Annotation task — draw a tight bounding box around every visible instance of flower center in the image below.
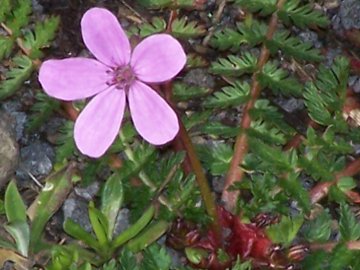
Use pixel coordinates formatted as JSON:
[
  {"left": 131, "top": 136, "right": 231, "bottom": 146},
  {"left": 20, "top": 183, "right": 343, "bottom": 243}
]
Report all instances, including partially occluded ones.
[{"left": 107, "top": 65, "right": 135, "bottom": 90}]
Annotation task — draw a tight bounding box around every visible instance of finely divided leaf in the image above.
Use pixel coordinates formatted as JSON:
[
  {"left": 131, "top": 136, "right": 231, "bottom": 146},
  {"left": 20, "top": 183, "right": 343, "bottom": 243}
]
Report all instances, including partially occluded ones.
[
  {"left": 258, "top": 61, "right": 302, "bottom": 96},
  {"left": 210, "top": 53, "right": 257, "bottom": 76},
  {"left": 203, "top": 81, "right": 250, "bottom": 109},
  {"left": 0, "top": 55, "right": 33, "bottom": 100},
  {"left": 279, "top": 0, "right": 329, "bottom": 28},
  {"left": 339, "top": 203, "right": 360, "bottom": 241},
  {"left": 267, "top": 30, "right": 323, "bottom": 62},
  {"left": 211, "top": 21, "right": 267, "bottom": 51},
  {"left": 236, "top": 0, "right": 277, "bottom": 16},
  {"left": 171, "top": 17, "right": 206, "bottom": 39}
]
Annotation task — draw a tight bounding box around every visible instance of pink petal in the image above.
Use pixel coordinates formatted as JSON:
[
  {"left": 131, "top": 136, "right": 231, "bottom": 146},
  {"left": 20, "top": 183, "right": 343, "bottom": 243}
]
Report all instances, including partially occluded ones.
[
  {"left": 39, "top": 58, "right": 110, "bottom": 101},
  {"left": 81, "top": 8, "right": 131, "bottom": 67},
  {"left": 130, "top": 34, "right": 186, "bottom": 83},
  {"left": 128, "top": 80, "right": 179, "bottom": 145},
  {"left": 74, "top": 87, "right": 126, "bottom": 158}
]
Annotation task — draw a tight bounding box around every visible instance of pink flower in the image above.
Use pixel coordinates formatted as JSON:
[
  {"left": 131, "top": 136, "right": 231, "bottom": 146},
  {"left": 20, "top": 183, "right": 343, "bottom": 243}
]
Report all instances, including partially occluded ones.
[{"left": 39, "top": 8, "right": 186, "bottom": 158}]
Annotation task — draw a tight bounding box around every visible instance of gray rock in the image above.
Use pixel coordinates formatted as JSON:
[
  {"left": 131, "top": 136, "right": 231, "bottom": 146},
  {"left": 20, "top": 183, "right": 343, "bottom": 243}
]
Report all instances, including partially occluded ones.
[
  {"left": 0, "top": 113, "right": 18, "bottom": 188},
  {"left": 349, "top": 76, "right": 360, "bottom": 93},
  {"left": 113, "top": 208, "right": 130, "bottom": 236},
  {"left": 63, "top": 197, "right": 92, "bottom": 232},
  {"left": 298, "top": 30, "right": 322, "bottom": 49},
  {"left": 1, "top": 101, "right": 27, "bottom": 142},
  {"left": 339, "top": 0, "right": 360, "bottom": 30},
  {"left": 74, "top": 181, "right": 100, "bottom": 201},
  {"left": 183, "top": 68, "right": 215, "bottom": 89},
  {"left": 274, "top": 97, "right": 304, "bottom": 113},
  {"left": 17, "top": 141, "right": 55, "bottom": 181}
]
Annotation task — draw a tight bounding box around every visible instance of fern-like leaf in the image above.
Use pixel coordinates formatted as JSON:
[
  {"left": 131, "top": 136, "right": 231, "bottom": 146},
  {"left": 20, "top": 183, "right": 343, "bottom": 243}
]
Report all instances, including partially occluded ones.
[
  {"left": 171, "top": 17, "right": 206, "bottom": 39},
  {"left": 28, "top": 92, "right": 61, "bottom": 131},
  {"left": 0, "top": 55, "right": 33, "bottom": 99},
  {"left": 203, "top": 81, "right": 250, "bottom": 109},
  {"left": 236, "top": 0, "right": 277, "bottom": 16},
  {"left": 267, "top": 30, "right": 323, "bottom": 62},
  {"left": 0, "top": 0, "right": 12, "bottom": 22},
  {"left": 173, "top": 82, "right": 211, "bottom": 101},
  {"left": 248, "top": 120, "right": 286, "bottom": 145},
  {"left": 200, "top": 122, "right": 238, "bottom": 138},
  {"left": 211, "top": 21, "right": 267, "bottom": 51},
  {"left": 56, "top": 121, "right": 76, "bottom": 162},
  {"left": 0, "top": 37, "right": 14, "bottom": 60},
  {"left": 258, "top": 61, "right": 302, "bottom": 96},
  {"left": 23, "top": 16, "right": 59, "bottom": 59},
  {"left": 210, "top": 52, "right": 257, "bottom": 76},
  {"left": 136, "top": 0, "right": 193, "bottom": 9},
  {"left": 134, "top": 17, "right": 166, "bottom": 37},
  {"left": 304, "top": 57, "right": 349, "bottom": 126},
  {"left": 279, "top": 0, "right": 329, "bottom": 29},
  {"left": 6, "top": 0, "right": 31, "bottom": 37}
]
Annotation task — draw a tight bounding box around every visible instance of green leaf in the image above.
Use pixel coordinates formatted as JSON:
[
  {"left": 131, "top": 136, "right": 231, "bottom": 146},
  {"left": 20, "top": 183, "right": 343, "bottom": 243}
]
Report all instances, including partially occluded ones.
[
  {"left": 89, "top": 202, "right": 109, "bottom": 249},
  {"left": 23, "top": 16, "right": 59, "bottom": 59},
  {"left": 329, "top": 244, "right": 356, "bottom": 270},
  {"left": 63, "top": 219, "right": 102, "bottom": 253},
  {"left": 248, "top": 120, "right": 286, "bottom": 145},
  {"left": 231, "top": 257, "right": 252, "bottom": 270},
  {"left": 279, "top": 0, "right": 329, "bottom": 28},
  {"left": 141, "top": 244, "right": 171, "bottom": 270},
  {"left": 210, "top": 52, "right": 257, "bottom": 76},
  {"left": 278, "top": 172, "right": 311, "bottom": 213},
  {"left": 171, "top": 17, "right": 206, "bottom": 38},
  {"left": 0, "top": 55, "right": 34, "bottom": 99},
  {"left": 0, "top": 37, "right": 14, "bottom": 60},
  {"left": 267, "top": 30, "right": 323, "bottom": 62},
  {"left": 4, "top": 221, "right": 29, "bottom": 257},
  {"left": 55, "top": 121, "right": 76, "bottom": 162},
  {"left": 236, "top": 0, "right": 277, "bottom": 15},
  {"left": 29, "top": 164, "right": 74, "bottom": 252},
  {"left": 197, "top": 143, "right": 233, "bottom": 175},
  {"left": 339, "top": 203, "right": 360, "bottom": 241},
  {"left": 136, "top": 0, "right": 193, "bottom": 9},
  {"left": 101, "top": 173, "right": 123, "bottom": 240},
  {"left": 27, "top": 92, "right": 61, "bottom": 131},
  {"left": 200, "top": 121, "right": 238, "bottom": 138},
  {"left": 5, "top": 181, "right": 26, "bottom": 223},
  {"left": 6, "top": 0, "right": 31, "bottom": 37},
  {"left": 258, "top": 61, "right": 302, "bottom": 96},
  {"left": 118, "top": 248, "right": 139, "bottom": 270},
  {"left": 266, "top": 215, "right": 304, "bottom": 246},
  {"left": 337, "top": 177, "right": 356, "bottom": 193},
  {"left": 135, "top": 17, "right": 166, "bottom": 37},
  {"left": 304, "top": 83, "right": 333, "bottom": 125},
  {"left": 302, "top": 210, "right": 332, "bottom": 242},
  {"left": 203, "top": 81, "right": 250, "bottom": 109},
  {"left": 0, "top": 0, "right": 12, "bottom": 22},
  {"left": 211, "top": 20, "right": 266, "bottom": 51},
  {"left": 172, "top": 82, "right": 211, "bottom": 101},
  {"left": 248, "top": 138, "right": 293, "bottom": 173},
  {"left": 304, "top": 57, "right": 350, "bottom": 126}
]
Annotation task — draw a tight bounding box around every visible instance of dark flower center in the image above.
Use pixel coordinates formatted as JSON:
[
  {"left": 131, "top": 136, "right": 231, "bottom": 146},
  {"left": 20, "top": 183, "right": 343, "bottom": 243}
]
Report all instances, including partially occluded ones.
[{"left": 107, "top": 65, "right": 135, "bottom": 90}]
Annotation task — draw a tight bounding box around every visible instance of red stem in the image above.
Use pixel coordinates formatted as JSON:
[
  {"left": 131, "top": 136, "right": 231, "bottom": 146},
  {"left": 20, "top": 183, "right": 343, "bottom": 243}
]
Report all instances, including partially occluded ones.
[{"left": 222, "top": 0, "right": 287, "bottom": 211}]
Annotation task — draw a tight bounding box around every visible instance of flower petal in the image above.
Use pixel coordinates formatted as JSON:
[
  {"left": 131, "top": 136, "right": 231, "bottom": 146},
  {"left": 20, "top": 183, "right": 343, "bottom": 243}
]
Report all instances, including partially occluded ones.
[
  {"left": 128, "top": 80, "right": 179, "bottom": 145},
  {"left": 39, "top": 58, "right": 111, "bottom": 101},
  {"left": 74, "top": 87, "right": 126, "bottom": 158},
  {"left": 130, "top": 34, "right": 186, "bottom": 83},
  {"left": 81, "top": 7, "right": 131, "bottom": 67}
]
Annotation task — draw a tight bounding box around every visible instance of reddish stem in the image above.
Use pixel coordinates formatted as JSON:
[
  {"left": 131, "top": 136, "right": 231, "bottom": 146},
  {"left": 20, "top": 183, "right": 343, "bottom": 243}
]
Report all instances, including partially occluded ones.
[
  {"left": 310, "top": 158, "right": 360, "bottom": 204},
  {"left": 222, "top": 0, "right": 287, "bottom": 211}
]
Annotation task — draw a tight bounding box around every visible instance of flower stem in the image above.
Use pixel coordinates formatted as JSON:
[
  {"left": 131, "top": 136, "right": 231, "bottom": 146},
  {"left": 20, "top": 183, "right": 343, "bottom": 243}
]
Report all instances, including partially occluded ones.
[
  {"left": 222, "top": 0, "right": 287, "bottom": 211},
  {"left": 165, "top": 11, "right": 222, "bottom": 244}
]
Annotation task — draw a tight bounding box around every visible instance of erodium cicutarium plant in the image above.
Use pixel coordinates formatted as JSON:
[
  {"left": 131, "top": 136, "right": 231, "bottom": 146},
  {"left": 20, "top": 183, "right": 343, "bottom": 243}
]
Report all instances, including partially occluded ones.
[{"left": 39, "top": 7, "right": 186, "bottom": 158}]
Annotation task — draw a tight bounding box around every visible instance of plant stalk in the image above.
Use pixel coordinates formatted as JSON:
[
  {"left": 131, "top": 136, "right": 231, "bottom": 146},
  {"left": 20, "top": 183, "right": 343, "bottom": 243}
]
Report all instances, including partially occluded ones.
[{"left": 222, "top": 0, "right": 287, "bottom": 211}]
